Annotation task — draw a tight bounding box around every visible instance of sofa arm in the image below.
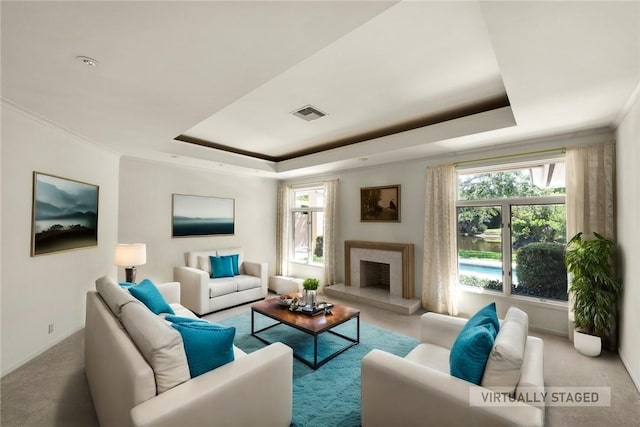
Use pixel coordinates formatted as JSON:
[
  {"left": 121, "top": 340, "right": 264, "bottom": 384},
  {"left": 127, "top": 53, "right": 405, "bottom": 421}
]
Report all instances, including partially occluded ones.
[
  {"left": 131, "top": 342, "right": 293, "bottom": 427},
  {"left": 361, "top": 350, "right": 544, "bottom": 427},
  {"left": 173, "top": 267, "right": 209, "bottom": 315},
  {"left": 155, "top": 282, "right": 181, "bottom": 305},
  {"left": 420, "top": 312, "right": 467, "bottom": 349},
  {"left": 243, "top": 261, "right": 268, "bottom": 293}
]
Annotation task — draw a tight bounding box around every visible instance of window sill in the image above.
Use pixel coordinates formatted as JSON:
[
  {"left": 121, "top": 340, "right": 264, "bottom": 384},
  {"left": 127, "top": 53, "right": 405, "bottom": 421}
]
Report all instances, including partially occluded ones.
[
  {"left": 458, "top": 285, "right": 568, "bottom": 311},
  {"left": 289, "top": 260, "right": 324, "bottom": 268}
]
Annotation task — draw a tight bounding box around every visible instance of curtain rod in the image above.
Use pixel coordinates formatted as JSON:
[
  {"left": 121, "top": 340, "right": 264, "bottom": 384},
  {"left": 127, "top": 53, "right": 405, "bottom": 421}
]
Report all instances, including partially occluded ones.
[{"left": 454, "top": 147, "right": 566, "bottom": 167}]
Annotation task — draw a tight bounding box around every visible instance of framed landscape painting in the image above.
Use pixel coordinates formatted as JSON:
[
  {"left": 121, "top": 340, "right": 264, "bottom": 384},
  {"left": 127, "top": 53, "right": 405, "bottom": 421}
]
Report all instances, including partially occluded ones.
[
  {"left": 31, "top": 172, "right": 99, "bottom": 256},
  {"left": 360, "top": 184, "right": 400, "bottom": 222},
  {"left": 172, "top": 194, "right": 235, "bottom": 237}
]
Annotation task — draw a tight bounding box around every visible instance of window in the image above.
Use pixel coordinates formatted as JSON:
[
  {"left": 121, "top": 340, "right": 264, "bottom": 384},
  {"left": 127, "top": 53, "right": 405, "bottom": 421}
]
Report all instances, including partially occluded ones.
[
  {"left": 456, "top": 160, "right": 568, "bottom": 302},
  {"left": 291, "top": 187, "right": 324, "bottom": 265}
]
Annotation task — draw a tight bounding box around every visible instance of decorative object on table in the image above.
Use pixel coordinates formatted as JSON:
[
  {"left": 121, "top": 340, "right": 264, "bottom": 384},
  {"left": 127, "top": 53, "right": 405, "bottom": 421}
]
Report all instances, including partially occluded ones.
[
  {"left": 565, "top": 232, "right": 621, "bottom": 356},
  {"left": 302, "top": 278, "right": 319, "bottom": 308},
  {"left": 31, "top": 171, "right": 99, "bottom": 256},
  {"left": 172, "top": 193, "right": 234, "bottom": 237},
  {"left": 360, "top": 184, "right": 400, "bottom": 222},
  {"left": 115, "top": 243, "right": 147, "bottom": 283},
  {"left": 278, "top": 294, "right": 294, "bottom": 307}
]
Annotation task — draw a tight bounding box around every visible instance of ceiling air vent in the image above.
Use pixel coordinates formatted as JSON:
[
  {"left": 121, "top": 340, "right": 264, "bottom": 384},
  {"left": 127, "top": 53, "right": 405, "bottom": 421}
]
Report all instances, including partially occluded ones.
[{"left": 292, "top": 105, "right": 326, "bottom": 121}]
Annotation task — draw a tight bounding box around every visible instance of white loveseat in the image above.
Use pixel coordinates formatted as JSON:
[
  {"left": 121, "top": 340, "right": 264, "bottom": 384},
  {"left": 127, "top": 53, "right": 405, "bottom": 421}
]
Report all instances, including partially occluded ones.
[
  {"left": 85, "top": 276, "right": 292, "bottom": 427},
  {"left": 361, "top": 310, "right": 545, "bottom": 427},
  {"left": 173, "top": 247, "right": 268, "bottom": 315}
]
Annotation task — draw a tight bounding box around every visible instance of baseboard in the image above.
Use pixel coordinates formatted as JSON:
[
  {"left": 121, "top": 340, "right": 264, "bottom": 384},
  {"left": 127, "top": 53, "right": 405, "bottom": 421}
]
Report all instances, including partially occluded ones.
[
  {"left": 619, "top": 349, "right": 640, "bottom": 394},
  {"left": 1, "top": 326, "right": 84, "bottom": 378}
]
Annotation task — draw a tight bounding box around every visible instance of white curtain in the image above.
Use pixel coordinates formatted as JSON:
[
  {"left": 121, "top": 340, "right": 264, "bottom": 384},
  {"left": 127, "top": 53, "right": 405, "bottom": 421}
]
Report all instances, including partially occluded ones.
[
  {"left": 566, "top": 142, "right": 616, "bottom": 240},
  {"left": 275, "top": 184, "right": 291, "bottom": 277},
  {"left": 322, "top": 180, "right": 339, "bottom": 291},
  {"left": 422, "top": 164, "right": 458, "bottom": 315},
  {"left": 565, "top": 142, "right": 616, "bottom": 339}
]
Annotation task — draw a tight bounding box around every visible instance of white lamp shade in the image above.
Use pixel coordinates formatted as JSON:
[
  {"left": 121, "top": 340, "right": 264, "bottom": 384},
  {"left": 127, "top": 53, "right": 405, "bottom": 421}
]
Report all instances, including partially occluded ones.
[{"left": 114, "top": 243, "right": 147, "bottom": 267}]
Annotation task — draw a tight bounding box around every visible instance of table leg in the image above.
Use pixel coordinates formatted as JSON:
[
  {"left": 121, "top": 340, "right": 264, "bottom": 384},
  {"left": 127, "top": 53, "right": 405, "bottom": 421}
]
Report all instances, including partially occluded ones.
[{"left": 314, "top": 335, "right": 318, "bottom": 369}]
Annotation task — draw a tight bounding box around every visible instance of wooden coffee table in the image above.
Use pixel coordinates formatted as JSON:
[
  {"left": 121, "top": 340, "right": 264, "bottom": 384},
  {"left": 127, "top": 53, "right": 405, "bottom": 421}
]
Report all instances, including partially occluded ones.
[{"left": 251, "top": 298, "right": 360, "bottom": 369}]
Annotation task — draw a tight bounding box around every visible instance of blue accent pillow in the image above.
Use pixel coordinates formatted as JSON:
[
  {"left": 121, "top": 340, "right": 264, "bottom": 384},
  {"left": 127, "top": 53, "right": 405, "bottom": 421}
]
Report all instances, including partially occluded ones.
[
  {"left": 165, "top": 315, "right": 208, "bottom": 325},
  {"left": 171, "top": 322, "right": 236, "bottom": 378},
  {"left": 119, "top": 282, "right": 135, "bottom": 290},
  {"left": 128, "top": 279, "right": 175, "bottom": 315},
  {"left": 460, "top": 302, "right": 500, "bottom": 336},
  {"left": 222, "top": 254, "right": 240, "bottom": 276},
  {"left": 210, "top": 256, "right": 235, "bottom": 279},
  {"left": 450, "top": 323, "right": 496, "bottom": 385}
]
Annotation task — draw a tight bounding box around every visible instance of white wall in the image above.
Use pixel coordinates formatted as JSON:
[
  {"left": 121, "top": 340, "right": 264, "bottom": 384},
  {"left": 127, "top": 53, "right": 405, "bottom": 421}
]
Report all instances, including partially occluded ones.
[
  {"left": 1, "top": 103, "right": 120, "bottom": 375},
  {"left": 616, "top": 91, "right": 640, "bottom": 392},
  {"left": 286, "top": 161, "right": 427, "bottom": 292},
  {"left": 118, "top": 158, "right": 277, "bottom": 283}
]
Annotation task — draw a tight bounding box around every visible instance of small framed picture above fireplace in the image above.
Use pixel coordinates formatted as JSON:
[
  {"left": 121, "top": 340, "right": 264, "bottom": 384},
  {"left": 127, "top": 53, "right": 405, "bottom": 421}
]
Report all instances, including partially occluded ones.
[{"left": 360, "top": 185, "right": 400, "bottom": 222}]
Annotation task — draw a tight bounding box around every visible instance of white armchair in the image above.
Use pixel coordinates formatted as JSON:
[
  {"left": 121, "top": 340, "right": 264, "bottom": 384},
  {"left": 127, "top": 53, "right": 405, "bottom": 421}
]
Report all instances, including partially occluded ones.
[{"left": 361, "top": 311, "right": 545, "bottom": 427}]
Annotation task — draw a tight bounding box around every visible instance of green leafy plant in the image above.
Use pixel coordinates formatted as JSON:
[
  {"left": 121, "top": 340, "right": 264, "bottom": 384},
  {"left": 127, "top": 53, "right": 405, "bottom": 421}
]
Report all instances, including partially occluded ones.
[
  {"left": 565, "top": 232, "right": 621, "bottom": 337},
  {"left": 515, "top": 242, "right": 567, "bottom": 301},
  {"left": 302, "top": 278, "right": 319, "bottom": 291}
]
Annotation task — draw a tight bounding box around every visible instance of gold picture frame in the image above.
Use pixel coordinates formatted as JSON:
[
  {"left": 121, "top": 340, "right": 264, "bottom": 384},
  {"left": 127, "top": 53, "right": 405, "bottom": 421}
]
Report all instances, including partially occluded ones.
[{"left": 360, "top": 185, "right": 400, "bottom": 222}]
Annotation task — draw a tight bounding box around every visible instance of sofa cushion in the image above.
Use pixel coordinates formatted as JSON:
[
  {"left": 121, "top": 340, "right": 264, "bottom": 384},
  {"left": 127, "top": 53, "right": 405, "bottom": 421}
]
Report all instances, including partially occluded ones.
[
  {"left": 481, "top": 306, "right": 529, "bottom": 394},
  {"left": 405, "top": 343, "right": 450, "bottom": 374},
  {"left": 129, "top": 279, "right": 175, "bottom": 315},
  {"left": 197, "top": 255, "right": 212, "bottom": 275},
  {"left": 236, "top": 275, "right": 261, "bottom": 291},
  {"left": 216, "top": 247, "right": 243, "bottom": 270},
  {"left": 95, "top": 276, "right": 138, "bottom": 317},
  {"left": 209, "top": 278, "right": 238, "bottom": 297},
  {"left": 210, "top": 256, "right": 235, "bottom": 278},
  {"left": 120, "top": 301, "right": 190, "bottom": 393},
  {"left": 171, "top": 322, "right": 236, "bottom": 378},
  {"left": 165, "top": 314, "right": 209, "bottom": 325},
  {"left": 186, "top": 250, "right": 218, "bottom": 269},
  {"left": 450, "top": 323, "right": 496, "bottom": 385},
  {"left": 169, "top": 304, "right": 199, "bottom": 319}
]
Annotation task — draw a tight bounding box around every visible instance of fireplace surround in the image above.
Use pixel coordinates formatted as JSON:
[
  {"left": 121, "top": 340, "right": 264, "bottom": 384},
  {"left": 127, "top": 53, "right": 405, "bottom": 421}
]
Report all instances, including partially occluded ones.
[{"left": 345, "top": 240, "right": 414, "bottom": 299}]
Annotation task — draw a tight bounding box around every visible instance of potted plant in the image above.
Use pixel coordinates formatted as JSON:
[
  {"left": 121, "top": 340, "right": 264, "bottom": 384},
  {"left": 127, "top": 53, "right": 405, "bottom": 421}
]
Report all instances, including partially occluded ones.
[
  {"left": 565, "top": 232, "right": 621, "bottom": 356},
  {"left": 302, "top": 278, "right": 319, "bottom": 308}
]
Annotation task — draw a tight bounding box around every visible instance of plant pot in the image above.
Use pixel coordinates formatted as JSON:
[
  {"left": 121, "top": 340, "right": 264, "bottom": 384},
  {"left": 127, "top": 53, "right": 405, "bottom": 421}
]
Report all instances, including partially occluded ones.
[
  {"left": 303, "top": 289, "right": 317, "bottom": 308},
  {"left": 574, "top": 330, "right": 601, "bottom": 357}
]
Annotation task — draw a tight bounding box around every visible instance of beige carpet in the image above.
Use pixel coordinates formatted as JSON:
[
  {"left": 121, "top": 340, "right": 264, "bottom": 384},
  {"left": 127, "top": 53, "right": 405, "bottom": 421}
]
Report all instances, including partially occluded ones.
[{"left": 2, "top": 294, "right": 639, "bottom": 426}]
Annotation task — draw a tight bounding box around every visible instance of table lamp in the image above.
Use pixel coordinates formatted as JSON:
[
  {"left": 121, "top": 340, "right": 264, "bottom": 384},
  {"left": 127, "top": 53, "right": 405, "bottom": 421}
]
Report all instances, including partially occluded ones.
[{"left": 115, "top": 243, "right": 147, "bottom": 283}]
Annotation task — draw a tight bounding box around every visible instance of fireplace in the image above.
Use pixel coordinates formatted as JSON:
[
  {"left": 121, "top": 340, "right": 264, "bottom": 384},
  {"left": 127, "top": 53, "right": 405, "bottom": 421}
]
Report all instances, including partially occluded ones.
[
  {"left": 360, "top": 260, "right": 391, "bottom": 290},
  {"left": 345, "top": 240, "right": 414, "bottom": 299}
]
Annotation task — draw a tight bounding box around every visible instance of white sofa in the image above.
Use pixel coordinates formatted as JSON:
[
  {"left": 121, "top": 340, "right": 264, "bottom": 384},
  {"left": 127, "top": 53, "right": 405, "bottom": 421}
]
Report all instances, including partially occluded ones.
[
  {"left": 173, "top": 247, "right": 268, "bottom": 315},
  {"left": 85, "top": 276, "right": 292, "bottom": 427},
  {"left": 361, "top": 311, "right": 545, "bottom": 427}
]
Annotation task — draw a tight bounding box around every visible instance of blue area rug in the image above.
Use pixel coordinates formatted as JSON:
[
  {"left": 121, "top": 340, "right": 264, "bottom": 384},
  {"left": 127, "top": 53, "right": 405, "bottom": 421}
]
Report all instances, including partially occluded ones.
[{"left": 217, "top": 312, "right": 418, "bottom": 427}]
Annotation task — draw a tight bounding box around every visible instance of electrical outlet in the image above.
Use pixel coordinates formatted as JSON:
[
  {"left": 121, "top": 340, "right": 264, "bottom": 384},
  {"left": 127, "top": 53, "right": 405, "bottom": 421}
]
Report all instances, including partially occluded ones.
[{"left": 48, "top": 323, "right": 54, "bottom": 334}]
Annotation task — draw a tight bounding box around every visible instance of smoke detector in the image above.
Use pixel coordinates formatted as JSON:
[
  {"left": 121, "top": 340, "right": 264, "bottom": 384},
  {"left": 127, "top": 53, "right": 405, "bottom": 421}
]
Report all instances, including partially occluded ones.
[{"left": 292, "top": 105, "right": 326, "bottom": 121}]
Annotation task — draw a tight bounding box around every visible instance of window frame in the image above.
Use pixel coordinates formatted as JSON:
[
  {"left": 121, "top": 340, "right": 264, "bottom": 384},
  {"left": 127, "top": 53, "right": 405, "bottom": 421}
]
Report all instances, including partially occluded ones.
[
  {"left": 290, "top": 186, "right": 324, "bottom": 267},
  {"left": 456, "top": 162, "right": 568, "bottom": 306}
]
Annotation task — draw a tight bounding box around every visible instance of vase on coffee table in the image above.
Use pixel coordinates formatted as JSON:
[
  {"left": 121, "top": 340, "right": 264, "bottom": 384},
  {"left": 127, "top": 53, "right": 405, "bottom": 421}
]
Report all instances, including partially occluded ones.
[{"left": 302, "top": 278, "right": 319, "bottom": 308}]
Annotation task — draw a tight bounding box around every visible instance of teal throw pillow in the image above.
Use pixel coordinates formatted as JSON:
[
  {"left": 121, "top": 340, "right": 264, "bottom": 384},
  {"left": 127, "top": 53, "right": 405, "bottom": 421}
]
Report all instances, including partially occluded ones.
[
  {"left": 165, "top": 315, "right": 208, "bottom": 325},
  {"left": 210, "top": 256, "right": 235, "bottom": 279},
  {"left": 119, "top": 282, "right": 135, "bottom": 290},
  {"left": 128, "top": 279, "right": 175, "bottom": 315},
  {"left": 222, "top": 254, "right": 240, "bottom": 275},
  {"left": 171, "top": 322, "right": 236, "bottom": 378},
  {"left": 450, "top": 323, "right": 496, "bottom": 385},
  {"left": 460, "top": 302, "right": 500, "bottom": 336}
]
